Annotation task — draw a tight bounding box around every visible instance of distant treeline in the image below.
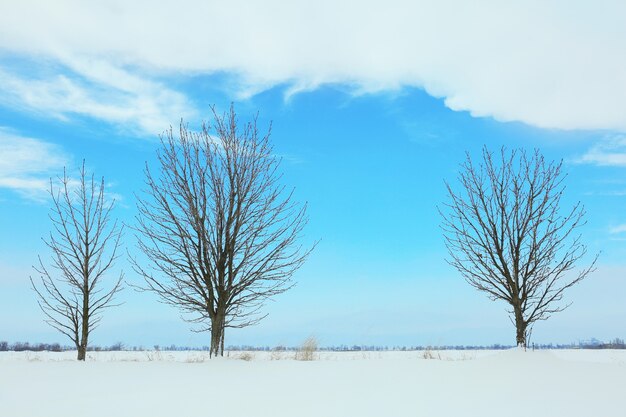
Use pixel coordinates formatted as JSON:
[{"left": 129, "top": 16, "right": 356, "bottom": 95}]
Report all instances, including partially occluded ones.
[
  {"left": 0, "top": 341, "right": 125, "bottom": 352},
  {"left": 226, "top": 340, "right": 626, "bottom": 351},
  {"left": 2, "top": 339, "right": 625, "bottom": 352}
]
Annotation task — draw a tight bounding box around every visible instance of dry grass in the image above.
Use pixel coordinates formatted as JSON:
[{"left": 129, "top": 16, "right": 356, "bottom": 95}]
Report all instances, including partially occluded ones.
[
  {"left": 144, "top": 350, "right": 163, "bottom": 361},
  {"left": 295, "top": 336, "right": 318, "bottom": 361},
  {"left": 237, "top": 352, "right": 255, "bottom": 361},
  {"left": 271, "top": 346, "right": 287, "bottom": 360},
  {"left": 185, "top": 353, "right": 210, "bottom": 363},
  {"left": 421, "top": 347, "right": 442, "bottom": 360}
]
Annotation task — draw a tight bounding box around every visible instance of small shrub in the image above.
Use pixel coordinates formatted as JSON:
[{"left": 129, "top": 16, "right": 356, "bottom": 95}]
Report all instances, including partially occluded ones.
[
  {"left": 238, "top": 352, "right": 254, "bottom": 361},
  {"left": 422, "top": 346, "right": 441, "bottom": 360},
  {"left": 145, "top": 350, "right": 162, "bottom": 361},
  {"left": 295, "top": 336, "right": 318, "bottom": 361},
  {"left": 185, "top": 353, "right": 209, "bottom": 363},
  {"left": 270, "top": 346, "right": 286, "bottom": 360}
]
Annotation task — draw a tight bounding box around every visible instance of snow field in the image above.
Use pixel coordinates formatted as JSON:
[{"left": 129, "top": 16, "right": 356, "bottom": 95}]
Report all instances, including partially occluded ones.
[{"left": 1, "top": 349, "right": 624, "bottom": 417}]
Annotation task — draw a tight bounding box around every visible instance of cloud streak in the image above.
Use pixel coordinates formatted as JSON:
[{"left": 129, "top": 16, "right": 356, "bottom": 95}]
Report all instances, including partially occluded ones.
[
  {"left": 577, "top": 136, "right": 626, "bottom": 167},
  {"left": 609, "top": 224, "right": 626, "bottom": 234},
  {"left": 0, "top": 59, "right": 196, "bottom": 136},
  {"left": 1, "top": 0, "right": 625, "bottom": 131},
  {"left": 0, "top": 129, "right": 70, "bottom": 201}
]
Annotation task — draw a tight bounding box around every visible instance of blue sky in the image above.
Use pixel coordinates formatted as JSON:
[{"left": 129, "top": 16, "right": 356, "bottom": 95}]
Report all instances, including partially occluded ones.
[{"left": 1, "top": 1, "right": 626, "bottom": 348}]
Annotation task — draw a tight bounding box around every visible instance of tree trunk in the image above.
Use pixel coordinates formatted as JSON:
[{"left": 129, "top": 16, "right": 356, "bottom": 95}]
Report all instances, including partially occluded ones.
[
  {"left": 77, "top": 344, "right": 86, "bottom": 360},
  {"left": 209, "top": 314, "right": 224, "bottom": 358},
  {"left": 220, "top": 323, "right": 225, "bottom": 357},
  {"left": 75, "top": 335, "right": 84, "bottom": 360},
  {"left": 78, "top": 293, "right": 89, "bottom": 361},
  {"left": 514, "top": 307, "right": 527, "bottom": 348}
]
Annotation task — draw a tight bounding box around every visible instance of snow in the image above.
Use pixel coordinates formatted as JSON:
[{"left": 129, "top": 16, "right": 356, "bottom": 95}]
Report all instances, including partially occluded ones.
[{"left": 1, "top": 349, "right": 624, "bottom": 416}]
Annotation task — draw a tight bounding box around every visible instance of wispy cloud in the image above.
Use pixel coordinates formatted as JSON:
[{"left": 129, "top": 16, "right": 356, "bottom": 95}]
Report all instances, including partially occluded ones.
[
  {"left": 1, "top": 1, "right": 626, "bottom": 131},
  {"left": 577, "top": 136, "right": 626, "bottom": 167},
  {"left": 0, "top": 133, "right": 125, "bottom": 204},
  {"left": 609, "top": 224, "right": 626, "bottom": 234},
  {"left": 0, "top": 59, "right": 196, "bottom": 136},
  {"left": 0, "top": 129, "right": 70, "bottom": 201}
]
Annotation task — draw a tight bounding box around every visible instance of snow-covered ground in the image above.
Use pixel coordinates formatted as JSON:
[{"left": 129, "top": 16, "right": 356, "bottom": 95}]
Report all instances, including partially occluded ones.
[{"left": 1, "top": 349, "right": 624, "bottom": 416}]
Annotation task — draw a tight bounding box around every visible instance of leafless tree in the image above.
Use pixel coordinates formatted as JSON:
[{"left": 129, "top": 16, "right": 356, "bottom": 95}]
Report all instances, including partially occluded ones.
[
  {"left": 132, "top": 105, "right": 312, "bottom": 357},
  {"left": 31, "top": 162, "right": 123, "bottom": 360},
  {"left": 440, "top": 147, "right": 596, "bottom": 347}
]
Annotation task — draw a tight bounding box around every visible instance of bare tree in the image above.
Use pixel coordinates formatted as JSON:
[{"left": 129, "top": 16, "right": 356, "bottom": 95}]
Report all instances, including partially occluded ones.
[
  {"left": 31, "top": 162, "right": 123, "bottom": 360},
  {"left": 132, "top": 105, "right": 312, "bottom": 357},
  {"left": 440, "top": 147, "right": 596, "bottom": 347}
]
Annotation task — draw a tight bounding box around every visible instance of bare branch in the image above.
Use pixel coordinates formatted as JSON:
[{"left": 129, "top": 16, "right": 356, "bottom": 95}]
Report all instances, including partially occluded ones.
[
  {"left": 31, "top": 161, "right": 124, "bottom": 360},
  {"left": 131, "top": 105, "right": 314, "bottom": 357},
  {"left": 440, "top": 146, "right": 596, "bottom": 347}
]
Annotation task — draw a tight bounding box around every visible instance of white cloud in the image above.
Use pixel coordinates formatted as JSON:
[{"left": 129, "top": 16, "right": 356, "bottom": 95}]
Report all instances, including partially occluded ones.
[
  {"left": 1, "top": 0, "right": 625, "bottom": 131},
  {"left": 0, "top": 132, "right": 125, "bottom": 204},
  {"left": 577, "top": 136, "right": 626, "bottom": 167},
  {"left": 0, "top": 60, "right": 196, "bottom": 135},
  {"left": 0, "top": 129, "right": 69, "bottom": 201},
  {"left": 609, "top": 224, "right": 626, "bottom": 234}
]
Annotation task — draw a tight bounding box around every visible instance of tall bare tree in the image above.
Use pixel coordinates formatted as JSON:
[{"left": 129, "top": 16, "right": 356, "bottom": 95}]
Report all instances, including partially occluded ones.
[
  {"left": 133, "top": 105, "right": 312, "bottom": 357},
  {"left": 31, "top": 162, "right": 123, "bottom": 360},
  {"left": 440, "top": 147, "right": 596, "bottom": 347}
]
